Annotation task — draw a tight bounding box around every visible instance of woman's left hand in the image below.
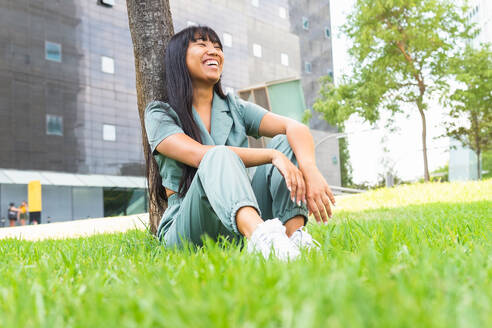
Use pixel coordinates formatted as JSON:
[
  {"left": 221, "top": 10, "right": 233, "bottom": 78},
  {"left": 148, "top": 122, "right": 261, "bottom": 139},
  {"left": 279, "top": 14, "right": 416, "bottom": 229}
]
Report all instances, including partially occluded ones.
[{"left": 301, "top": 165, "right": 336, "bottom": 224}]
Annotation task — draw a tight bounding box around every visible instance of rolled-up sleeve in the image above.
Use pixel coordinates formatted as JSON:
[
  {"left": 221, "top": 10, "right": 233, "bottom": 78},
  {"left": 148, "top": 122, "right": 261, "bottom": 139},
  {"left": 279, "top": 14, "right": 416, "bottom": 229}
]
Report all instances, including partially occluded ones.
[
  {"left": 144, "top": 101, "right": 184, "bottom": 154},
  {"left": 235, "top": 97, "right": 268, "bottom": 139}
]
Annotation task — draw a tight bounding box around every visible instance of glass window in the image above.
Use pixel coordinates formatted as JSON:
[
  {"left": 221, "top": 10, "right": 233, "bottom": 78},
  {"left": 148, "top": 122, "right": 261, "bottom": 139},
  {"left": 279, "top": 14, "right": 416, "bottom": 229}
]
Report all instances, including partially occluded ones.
[
  {"left": 325, "top": 27, "right": 331, "bottom": 38},
  {"left": 327, "top": 69, "right": 334, "bottom": 79},
  {"left": 253, "top": 43, "right": 262, "bottom": 58},
  {"left": 45, "top": 41, "right": 62, "bottom": 62},
  {"left": 251, "top": 0, "right": 259, "bottom": 7},
  {"left": 279, "top": 7, "right": 287, "bottom": 19},
  {"left": 46, "top": 115, "right": 63, "bottom": 136},
  {"left": 223, "top": 33, "right": 232, "bottom": 47},
  {"left": 302, "top": 17, "right": 309, "bottom": 30},
  {"left": 187, "top": 21, "right": 197, "bottom": 27},
  {"left": 281, "top": 53, "right": 289, "bottom": 66},
  {"left": 101, "top": 56, "right": 114, "bottom": 74},
  {"left": 103, "top": 124, "right": 116, "bottom": 141},
  {"left": 305, "top": 61, "right": 312, "bottom": 73}
]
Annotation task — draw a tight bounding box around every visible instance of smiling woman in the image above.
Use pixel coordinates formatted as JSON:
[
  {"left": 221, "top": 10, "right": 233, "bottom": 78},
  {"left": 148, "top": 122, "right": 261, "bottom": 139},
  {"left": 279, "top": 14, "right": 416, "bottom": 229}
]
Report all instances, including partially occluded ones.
[{"left": 143, "top": 25, "right": 336, "bottom": 260}]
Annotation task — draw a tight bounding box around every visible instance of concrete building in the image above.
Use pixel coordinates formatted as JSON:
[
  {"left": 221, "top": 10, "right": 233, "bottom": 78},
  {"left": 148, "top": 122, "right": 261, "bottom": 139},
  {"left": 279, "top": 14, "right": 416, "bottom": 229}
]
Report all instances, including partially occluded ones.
[
  {"left": 468, "top": 0, "right": 492, "bottom": 46},
  {"left": 288, "top": 0, "right": 335, "bottom": 132},
  {"left": 0, "top": 0, "right": 339, "bottom": 223},
  {"left": 448, "top": 0, "right": 491, "bottom": 181}
]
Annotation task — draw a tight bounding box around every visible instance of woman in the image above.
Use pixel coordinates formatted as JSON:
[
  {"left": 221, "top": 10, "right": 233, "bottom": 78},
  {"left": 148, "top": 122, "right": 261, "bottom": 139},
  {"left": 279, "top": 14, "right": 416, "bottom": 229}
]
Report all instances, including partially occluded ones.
[
  {"left": 144, "top": 26, "right": 335, "bottom": 260},
  {"left": 18, "top": 201, "right": 28, "bottom": 226},
  {"left": 7, "top": 203, "right": 19, "bottom": 227}
]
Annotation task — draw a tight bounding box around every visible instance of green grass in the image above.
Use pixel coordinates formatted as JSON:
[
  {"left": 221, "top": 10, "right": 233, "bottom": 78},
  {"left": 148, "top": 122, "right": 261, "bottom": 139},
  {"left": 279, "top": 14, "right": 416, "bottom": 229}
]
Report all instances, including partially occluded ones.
[{"left": 1, "top": 180, "right": 491, "bottom": 328}]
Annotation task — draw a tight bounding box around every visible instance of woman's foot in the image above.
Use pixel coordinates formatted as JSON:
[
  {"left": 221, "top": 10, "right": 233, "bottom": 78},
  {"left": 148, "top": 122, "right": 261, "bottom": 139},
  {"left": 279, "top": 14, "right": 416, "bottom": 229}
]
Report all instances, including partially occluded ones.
[
  {"left": 289, "top": 226, "right": 320, "bottom": 251},
  {"left": 247, "top": 218, "right": 300, "bottom": 261}
]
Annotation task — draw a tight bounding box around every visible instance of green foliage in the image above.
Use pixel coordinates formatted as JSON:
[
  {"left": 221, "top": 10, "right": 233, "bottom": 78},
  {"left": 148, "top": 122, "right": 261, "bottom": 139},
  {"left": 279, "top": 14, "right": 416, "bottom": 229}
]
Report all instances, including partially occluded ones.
[
  {"left": 482, "top": 150, "right": 492, "bottom": 179},
  {"left": 313, "top": 0, "right": 475, "bottom": 180},
  {"left": 444, "top": 43, "right": 492, "bottom": 178},
  {"left": 0, "top": 181, "right": 491, "bottom": 327},
  {"left": 339, "top": 134, "right": 354, "bottom": 187}
]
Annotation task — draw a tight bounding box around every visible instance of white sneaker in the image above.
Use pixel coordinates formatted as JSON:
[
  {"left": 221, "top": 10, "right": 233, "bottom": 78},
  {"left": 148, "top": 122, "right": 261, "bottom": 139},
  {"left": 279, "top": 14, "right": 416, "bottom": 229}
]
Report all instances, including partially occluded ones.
[
  {"left": 247, "top": 218, "right": 300, "bottom": 261},
  {"left": 289, "top": 226, "right": 321, "bottom": 251}
]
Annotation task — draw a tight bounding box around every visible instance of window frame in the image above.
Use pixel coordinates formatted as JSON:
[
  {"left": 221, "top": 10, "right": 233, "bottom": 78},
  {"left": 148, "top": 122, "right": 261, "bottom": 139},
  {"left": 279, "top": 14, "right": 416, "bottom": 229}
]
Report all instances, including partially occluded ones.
[
  {"left": 46, "top": 114, "right": 63, "bottom": 136},
  {"left": 45, "top": 41, "right": 62, "bottom": 63},
  {"left": 253, "top": 43, "right": 262, "bottom": 58}
]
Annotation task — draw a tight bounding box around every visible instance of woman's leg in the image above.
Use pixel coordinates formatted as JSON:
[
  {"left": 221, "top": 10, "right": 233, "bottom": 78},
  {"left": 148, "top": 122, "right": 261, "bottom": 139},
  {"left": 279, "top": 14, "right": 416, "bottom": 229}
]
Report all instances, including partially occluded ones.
[
  {"left": 251, "top": 135, "right": 308, "bottom": 237},
  {"left": 163, "top": 146, "right": 262, "bottom": 248}
]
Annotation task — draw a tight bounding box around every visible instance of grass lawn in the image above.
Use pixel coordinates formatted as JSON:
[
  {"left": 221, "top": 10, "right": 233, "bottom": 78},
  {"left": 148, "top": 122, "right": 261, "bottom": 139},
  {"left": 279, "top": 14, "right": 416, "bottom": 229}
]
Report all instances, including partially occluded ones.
[{"left": 1, "top": 180, "right": 491, "bottom": 328}]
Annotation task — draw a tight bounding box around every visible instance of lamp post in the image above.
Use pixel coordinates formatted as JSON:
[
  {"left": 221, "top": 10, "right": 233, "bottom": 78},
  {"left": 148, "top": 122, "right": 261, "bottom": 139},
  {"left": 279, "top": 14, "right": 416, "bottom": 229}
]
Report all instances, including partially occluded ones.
[{"left": 314, "top": 132, "right": 347, "bottom": 149}]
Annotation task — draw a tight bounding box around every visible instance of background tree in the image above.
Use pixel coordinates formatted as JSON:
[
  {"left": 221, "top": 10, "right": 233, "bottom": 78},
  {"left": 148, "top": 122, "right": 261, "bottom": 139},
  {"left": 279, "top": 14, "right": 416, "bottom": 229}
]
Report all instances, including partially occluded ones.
[
  {"left": 444, "top": 44, "right": 492, "bottom": 179},
  {"left": 313, "top": 0, "right": 473, "bottom": 181},
  {"left": 126, "top": 0, "right": 174, "bottom": 235}
]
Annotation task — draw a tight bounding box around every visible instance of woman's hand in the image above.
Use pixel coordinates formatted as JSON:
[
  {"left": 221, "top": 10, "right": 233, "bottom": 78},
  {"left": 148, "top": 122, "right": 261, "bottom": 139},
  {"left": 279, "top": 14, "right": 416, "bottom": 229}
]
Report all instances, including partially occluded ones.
[
  {"left": 271, "top": 150, "right": 306, "bottom": 205},
  {"left": 301, "top": 164, "right": 336, "bottom": 223}
]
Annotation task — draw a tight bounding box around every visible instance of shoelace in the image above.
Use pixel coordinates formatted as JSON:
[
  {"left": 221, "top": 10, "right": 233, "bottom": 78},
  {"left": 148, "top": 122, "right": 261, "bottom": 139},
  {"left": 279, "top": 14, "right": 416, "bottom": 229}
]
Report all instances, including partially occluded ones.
[{"left": 291, "top": 227, "right": 321, "bottom": 248}]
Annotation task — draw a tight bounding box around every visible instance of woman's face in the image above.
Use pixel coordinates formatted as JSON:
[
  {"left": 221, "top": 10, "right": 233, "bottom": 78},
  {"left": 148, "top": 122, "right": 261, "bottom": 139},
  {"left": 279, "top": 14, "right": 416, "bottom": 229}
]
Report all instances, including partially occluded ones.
[{"left": 186, "top": 36, "right": 224, "bottom": 86}]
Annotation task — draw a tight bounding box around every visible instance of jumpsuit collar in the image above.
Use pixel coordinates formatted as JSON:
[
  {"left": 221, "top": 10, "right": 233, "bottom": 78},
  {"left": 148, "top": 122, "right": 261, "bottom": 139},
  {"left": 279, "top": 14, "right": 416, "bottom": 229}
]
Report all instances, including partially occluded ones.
[{"left": 192, "top": 91, "right": 233, "bottom": 146}]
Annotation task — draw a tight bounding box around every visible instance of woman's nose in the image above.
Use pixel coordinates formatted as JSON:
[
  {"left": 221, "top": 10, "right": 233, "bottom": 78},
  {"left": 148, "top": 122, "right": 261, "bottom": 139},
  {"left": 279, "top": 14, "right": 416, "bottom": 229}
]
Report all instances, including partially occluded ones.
[{"left": 206, "top": 45, "right": 219, "bottom": 55}]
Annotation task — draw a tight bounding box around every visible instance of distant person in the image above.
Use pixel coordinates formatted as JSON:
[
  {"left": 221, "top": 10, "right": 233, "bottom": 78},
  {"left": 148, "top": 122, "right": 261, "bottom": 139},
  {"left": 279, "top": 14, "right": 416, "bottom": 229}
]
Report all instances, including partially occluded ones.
[
  {"left": 144, "top": 26, "right": 335, "bottom": 260},
  {"left": 29, "top": 210, "right": 41, "bottom": 225},
  {"left": 7, "top": 203, "right": 20, "bottom": 227},
  {"left": 18, "top": 201, "right": 28, "bottom": 226}
]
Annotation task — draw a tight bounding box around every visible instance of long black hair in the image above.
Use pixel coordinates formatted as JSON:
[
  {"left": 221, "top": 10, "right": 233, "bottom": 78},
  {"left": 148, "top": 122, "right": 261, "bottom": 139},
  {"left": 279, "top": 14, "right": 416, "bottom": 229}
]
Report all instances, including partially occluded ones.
[{"left": 146, "top": 25, "right": 227, "bottom": 212}]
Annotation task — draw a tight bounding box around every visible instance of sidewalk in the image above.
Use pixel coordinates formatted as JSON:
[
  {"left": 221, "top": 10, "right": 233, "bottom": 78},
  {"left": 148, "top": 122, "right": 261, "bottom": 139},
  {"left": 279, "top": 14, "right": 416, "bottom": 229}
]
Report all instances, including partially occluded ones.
[{"left": 0, "top": 214, "right": 148, "bottom": 241}]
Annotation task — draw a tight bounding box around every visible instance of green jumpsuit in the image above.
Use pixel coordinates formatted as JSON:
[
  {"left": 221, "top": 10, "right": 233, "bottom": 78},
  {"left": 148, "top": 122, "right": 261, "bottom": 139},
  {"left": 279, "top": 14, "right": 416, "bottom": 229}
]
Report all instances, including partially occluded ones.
[{"left": 145, "top": 92, "right": 308, "bottom": 247}]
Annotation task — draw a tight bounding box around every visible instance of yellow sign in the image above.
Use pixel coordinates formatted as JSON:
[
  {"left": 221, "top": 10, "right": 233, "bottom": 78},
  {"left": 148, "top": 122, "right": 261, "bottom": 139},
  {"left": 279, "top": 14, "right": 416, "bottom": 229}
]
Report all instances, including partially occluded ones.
[{"left": 28, "top": 180, "right": 42, "bottom": 212}]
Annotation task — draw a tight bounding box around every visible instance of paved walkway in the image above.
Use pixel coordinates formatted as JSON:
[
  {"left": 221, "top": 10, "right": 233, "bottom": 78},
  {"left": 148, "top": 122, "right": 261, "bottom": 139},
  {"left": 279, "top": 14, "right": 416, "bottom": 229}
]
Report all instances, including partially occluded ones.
[{"left": 0, "top": 214, "right": 148, "bottom": 241}]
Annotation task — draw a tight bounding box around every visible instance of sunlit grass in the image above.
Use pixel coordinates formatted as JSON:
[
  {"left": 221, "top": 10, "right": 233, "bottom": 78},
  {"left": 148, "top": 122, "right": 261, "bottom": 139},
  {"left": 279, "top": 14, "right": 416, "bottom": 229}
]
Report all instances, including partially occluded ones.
[{"left": 0, "top": 180, "right": 490, "bottom": 327}]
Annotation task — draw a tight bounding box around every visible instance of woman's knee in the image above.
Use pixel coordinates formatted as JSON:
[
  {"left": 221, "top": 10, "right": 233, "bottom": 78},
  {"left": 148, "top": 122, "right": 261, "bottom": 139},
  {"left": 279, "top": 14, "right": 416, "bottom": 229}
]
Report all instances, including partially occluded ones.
[
  {"left": 200, "top": 146, "right": 238, "bottom": 165},
  {"left": 198, "top": 146, "right": 244, "bottom": 174}
]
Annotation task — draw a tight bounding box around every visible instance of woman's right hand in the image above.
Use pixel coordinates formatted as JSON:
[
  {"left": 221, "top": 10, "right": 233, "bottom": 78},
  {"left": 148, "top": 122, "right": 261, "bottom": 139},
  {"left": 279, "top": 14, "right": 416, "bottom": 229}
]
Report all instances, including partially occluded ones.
[{"left": 271, "top": 150, "right": 306, "bottom": 206}]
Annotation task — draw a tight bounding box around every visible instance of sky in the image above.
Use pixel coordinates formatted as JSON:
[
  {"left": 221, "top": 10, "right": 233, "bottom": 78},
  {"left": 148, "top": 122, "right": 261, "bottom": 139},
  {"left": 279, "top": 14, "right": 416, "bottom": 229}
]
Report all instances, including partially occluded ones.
[{"left": 329, "top": 0, "right": 450, "bottom": 184}]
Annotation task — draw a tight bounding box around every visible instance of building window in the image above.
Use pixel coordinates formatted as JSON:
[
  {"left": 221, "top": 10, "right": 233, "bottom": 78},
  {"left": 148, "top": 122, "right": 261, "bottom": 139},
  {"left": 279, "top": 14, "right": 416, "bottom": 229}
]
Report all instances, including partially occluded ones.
[
  {"left": 279, "top": 7, "right": 287, "bottom": 19},
  {"left": 45, "top": 41, "right": 62, "bottom": 62},
  {"left": 224, "top": 87, "right": 234, "bottom": 95},
  {"left": 99, "top": 0, "right": 115, "bottom": 7},
  {"left": 253, "top": 43, "right": 262, "bottom": 58},
  {"left": 327, "top": 69, "right": 334, "bottom": 79},
  {"left": 223, "top": 33, "right": 232, "bottom": 47},
  {"left": 251, "top": 0, "right": 259, "bottom": 7},
  {"left": 281, "top": 53, "right": 289, "bottom": 66},
  {"left": 187, "top": 21, "right": 197, "bottom": 27},
  {"left": 101, "top": 56, "right": 114, "bottom": 74},
  {"left": 46, "top": 115, "right": 63, "bottom": 136},
  {"left": 325, "top": 27, "right": 331, "bottom": 38},
  {"left": 103, "top": 124, "right": 116, "bottom": 141},
  {"left": 305, "top": 61, "right": 312, "bottom": 73},
  {"left": 302, "top": 17, "right": 309, "bottom": 30}
]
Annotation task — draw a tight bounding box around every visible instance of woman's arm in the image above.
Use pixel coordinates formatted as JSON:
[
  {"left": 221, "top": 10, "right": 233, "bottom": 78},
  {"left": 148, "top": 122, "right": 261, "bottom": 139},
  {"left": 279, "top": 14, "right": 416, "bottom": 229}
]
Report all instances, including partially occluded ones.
[
  {"left": 154, "top": 133, "right": 276, "bottom": 168},
  {"left": 258, "top": 112, "right": 336, "bottom": 223}
]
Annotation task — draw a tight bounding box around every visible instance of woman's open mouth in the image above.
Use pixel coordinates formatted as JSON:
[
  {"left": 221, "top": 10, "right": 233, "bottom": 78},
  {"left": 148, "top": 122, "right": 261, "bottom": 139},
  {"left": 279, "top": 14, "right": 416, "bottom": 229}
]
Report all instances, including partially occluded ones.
[{"left": 203, "top": 59, "right": 219, "bottom": 69}]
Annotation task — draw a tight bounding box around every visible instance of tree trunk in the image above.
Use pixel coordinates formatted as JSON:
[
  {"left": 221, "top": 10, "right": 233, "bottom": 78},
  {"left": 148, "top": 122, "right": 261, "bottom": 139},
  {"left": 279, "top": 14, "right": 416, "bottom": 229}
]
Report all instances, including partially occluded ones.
[
  {"left": 477, "top": 150, "right": 481, "bottom": 180},
  {"left": 417, "top": 104, "right": 430, "bottom": 181},
  {"left": 126, "top": 0, "right": 174, "bottom": 234}
]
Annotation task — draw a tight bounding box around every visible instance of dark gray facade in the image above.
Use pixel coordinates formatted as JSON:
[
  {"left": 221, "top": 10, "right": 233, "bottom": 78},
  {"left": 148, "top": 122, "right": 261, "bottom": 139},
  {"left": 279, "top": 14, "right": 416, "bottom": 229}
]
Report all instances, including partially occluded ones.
[
  {"left": 0, "top": 0, "right": 340, "bottom": 188},
  {"left": 289, "top": 0, "right": 336, "bottom": 132},
  {"left": 0, "top": 0, "right": 142, "bottom": 176}
]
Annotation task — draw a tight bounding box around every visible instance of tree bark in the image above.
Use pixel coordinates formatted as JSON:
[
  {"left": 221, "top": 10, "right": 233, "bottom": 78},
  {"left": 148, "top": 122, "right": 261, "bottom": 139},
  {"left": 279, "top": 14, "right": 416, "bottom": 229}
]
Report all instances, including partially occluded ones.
[
  {"left": 126, "top": 0, "right": 174, "bottom": 234},
  {"left": 417, "top": 104, "right": 430, "bottom": 182},
  {"left": 477, "top": 150, "right": 481, "bottom": 180}
]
